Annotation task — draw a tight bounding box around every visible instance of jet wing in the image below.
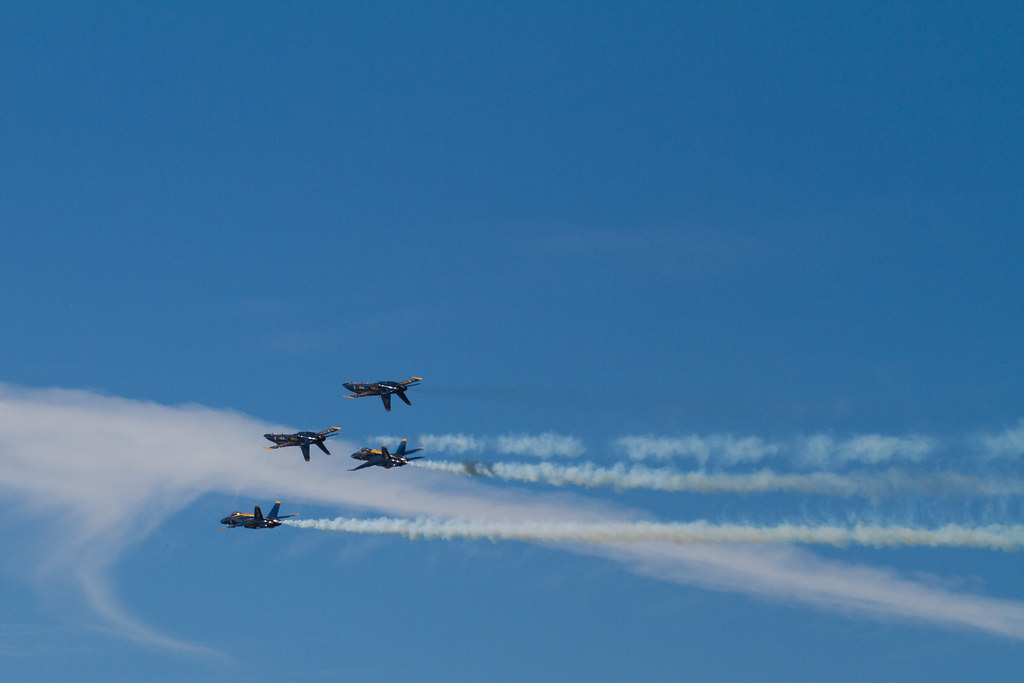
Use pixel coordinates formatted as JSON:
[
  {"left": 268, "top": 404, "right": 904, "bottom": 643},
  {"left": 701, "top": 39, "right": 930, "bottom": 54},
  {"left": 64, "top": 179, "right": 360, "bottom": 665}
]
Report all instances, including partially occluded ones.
[{"left": 349, "top": 461, "right": 377, "bottom": 471}]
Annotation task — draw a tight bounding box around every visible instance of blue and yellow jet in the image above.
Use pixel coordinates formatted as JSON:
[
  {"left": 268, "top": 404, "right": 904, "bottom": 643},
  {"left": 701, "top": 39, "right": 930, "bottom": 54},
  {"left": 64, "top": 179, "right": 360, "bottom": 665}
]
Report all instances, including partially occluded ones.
[
  {"left": 263, "top": 426, "right": 342, "bottom": 462},
  {"left": 343, "top": 377, "right": 422, "bottom": 411},
  {"left": 220, "top": 501, "right": 296, "bottom": 529},
  {"left": 349, "top": 439, "right": 425, "bottom": 471}
]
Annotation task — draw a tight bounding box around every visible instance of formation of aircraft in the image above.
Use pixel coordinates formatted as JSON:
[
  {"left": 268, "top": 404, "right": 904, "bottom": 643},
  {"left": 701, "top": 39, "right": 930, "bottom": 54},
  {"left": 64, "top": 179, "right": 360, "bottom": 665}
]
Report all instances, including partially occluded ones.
[
  {"left": 343, "top": 377, "right": 422, "bottom": 411},
  {"left": 349, "top": 439, "right": 425, "bottom": 471},
  {"left": 263, "top": 426, "right": 342, "bottom": 462},
  {"left": 220, "top": 501, "right": 297, "bottom": 529},
  {"left": 226, "top": 375, "right": 427, "bottom": 527}
]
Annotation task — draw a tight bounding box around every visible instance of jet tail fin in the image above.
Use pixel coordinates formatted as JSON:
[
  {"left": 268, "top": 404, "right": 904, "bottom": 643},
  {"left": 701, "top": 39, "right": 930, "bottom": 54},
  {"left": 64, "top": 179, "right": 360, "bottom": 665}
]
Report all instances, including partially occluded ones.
[
  {"left": 267, "top": 502, "right": 281, "bottom": 519},
  {"left": 254, "top": 505, "right": 264, "bottom": 521},
  {"left": 396, "top": 390, "right": 412, "bottom": 406},
  {"left": 394, "top": 440, "right": 423, "bottom": 457}
]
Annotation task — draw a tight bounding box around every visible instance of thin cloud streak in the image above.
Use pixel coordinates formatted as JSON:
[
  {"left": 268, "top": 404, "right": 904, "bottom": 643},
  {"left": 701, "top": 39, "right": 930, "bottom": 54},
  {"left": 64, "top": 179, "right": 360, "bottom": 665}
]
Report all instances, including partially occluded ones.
[
  {"left": 415, "top": 460, "right": 1024, "bottom": 498},
  {"left": 600, "top": 543, "right": 1024, "bottom": 640},
  {"left": 3, "top": 384, "right": 1024, "bottom": 646}
]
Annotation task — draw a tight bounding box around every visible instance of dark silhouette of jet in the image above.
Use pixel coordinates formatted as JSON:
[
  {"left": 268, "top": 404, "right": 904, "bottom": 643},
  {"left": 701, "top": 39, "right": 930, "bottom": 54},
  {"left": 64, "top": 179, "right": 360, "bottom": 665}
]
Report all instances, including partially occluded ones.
[
  {"left": 264, "top": 426, "right": 342, "bottom": 462},
  {"left": 220, "top": 501, "right": 297, "bottom": 529},
  {"left": 343, "top": 377, "right": 422, "bottom": 411},
  {"left": 350, "top": 439, "right": 425, "bottom": 470}
]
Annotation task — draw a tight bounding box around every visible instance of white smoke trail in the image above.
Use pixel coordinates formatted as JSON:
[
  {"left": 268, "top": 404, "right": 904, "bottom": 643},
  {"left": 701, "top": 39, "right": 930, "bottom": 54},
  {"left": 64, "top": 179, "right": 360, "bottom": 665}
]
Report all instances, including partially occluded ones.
[
  {"left": 5, "top": 384, "right": 1024, "bottom": 644},
  {"left": 494, "top": 432, "right": 584, "bottom": 458},
  {"left": 798, "top": 433, "right": 935, "bottom": 467},
  {"left": 415, "top": 433, "right": 485, "bottom": 454},
  {"left": 414, "top": 460, "right": 1024, "bottom": 498},
  {"left": 371, "top": 432, "right": 584, "bottom": 458},
  {"left": 617, "top": 432, "right": 936, "bottom": 467},
  {"left": 286, "top": 516, "right": 1024, "bottom": 551},
  {"left": 979, "top": 419, "right": 1024, "bottom": 460},
  {"left": 617, "top": 434, "right": 779, "bottom": 465}
]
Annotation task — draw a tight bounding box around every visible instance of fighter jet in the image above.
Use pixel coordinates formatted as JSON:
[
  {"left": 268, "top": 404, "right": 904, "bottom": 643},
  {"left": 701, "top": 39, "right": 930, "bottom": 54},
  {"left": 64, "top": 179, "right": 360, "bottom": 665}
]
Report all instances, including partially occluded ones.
[
  {"left": 343, "top": 377, "right": 422, "bottom": 411},
  {"left": 264, "top": 426, "right": 342, "bottom": 462},
  {"left": 220, "top": 501, "right": 296, "bottom": 529},
  {"left": 349, "top": 439, "right": 425, "bottom": 471}
]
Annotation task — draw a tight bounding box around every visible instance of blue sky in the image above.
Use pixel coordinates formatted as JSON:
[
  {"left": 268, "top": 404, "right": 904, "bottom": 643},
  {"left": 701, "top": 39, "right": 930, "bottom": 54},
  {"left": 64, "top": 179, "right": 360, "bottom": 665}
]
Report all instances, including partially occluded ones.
[{"left": 2, "top": 2, "right": 1023, "bottom": 681}]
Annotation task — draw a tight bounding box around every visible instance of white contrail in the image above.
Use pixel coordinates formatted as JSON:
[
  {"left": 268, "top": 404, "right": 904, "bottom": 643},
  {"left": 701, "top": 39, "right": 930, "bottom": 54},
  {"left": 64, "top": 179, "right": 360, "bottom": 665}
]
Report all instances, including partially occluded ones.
[
  {"left": 414, "top": 460, "right": 1024, "bottom": 498},
  {"left": 286, "top": 516, "right": 1024, "bottom": 551}
]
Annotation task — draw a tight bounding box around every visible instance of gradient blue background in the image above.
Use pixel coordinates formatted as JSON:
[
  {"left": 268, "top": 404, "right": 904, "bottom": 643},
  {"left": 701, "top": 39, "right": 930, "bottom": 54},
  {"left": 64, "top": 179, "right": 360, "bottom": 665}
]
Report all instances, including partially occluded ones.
[{"left": 2, "top": 3, "right": 1023, "bottom": 681}]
